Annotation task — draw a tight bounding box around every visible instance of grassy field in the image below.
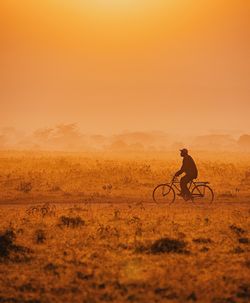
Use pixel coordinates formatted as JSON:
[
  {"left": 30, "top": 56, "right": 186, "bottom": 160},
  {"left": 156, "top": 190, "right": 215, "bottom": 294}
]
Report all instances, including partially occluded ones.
[
  {"left": 0, "top": 150, "right": 250, "bottom": 203},
  {"left": 0, "top": 151, "right": 250, "bottom": 302}
]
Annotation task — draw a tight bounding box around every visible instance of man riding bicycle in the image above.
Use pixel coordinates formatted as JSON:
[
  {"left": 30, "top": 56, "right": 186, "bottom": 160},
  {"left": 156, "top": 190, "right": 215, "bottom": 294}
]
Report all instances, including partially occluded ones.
[{"left": 175, "top": 148, "right": 198, "bottom": 200}]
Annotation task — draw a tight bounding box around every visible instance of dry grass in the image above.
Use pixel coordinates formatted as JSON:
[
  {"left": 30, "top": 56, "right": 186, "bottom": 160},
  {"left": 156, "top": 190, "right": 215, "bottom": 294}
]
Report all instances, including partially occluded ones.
[
  {"left": 0, "top": 151, "right": 249, "bottom": 302},
  {"left": 0, "top": 150, "right": 250, "bottom": 203}
]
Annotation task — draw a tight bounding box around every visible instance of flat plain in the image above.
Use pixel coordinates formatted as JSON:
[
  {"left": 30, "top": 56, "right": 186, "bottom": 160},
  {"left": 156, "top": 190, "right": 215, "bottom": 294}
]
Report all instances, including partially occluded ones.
[{"left": 0, "top": 151, "right": 249, "bottom": 303}]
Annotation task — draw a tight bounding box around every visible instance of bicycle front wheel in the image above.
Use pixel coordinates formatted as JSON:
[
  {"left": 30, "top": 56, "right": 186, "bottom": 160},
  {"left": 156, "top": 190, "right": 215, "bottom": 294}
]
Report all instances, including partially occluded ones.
[
  {"left": 153, "top": 184, "right": 175, "bottom": 204},
  {"left": 191, "top": 185, "right": 214, "bottom": 203}
]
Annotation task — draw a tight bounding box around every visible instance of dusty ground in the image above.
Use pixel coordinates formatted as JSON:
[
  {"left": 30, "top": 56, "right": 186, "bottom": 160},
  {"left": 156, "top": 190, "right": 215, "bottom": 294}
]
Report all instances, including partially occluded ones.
[
  {"left": 0, "top": 151, "right": 249, "bottom": 302},
  {"left": 0, "top": 202, "right": 249, "bottom": 303}
]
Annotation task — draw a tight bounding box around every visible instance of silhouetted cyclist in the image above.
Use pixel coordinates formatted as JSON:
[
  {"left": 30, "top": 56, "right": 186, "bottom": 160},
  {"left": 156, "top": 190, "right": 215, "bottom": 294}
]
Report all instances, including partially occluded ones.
[{"left": 175, "top": 148, "right": 198, "bottom": 200}]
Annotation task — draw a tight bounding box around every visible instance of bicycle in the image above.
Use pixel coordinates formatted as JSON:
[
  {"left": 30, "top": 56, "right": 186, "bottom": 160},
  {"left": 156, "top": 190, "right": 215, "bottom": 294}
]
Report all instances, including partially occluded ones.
[{"left": 153, "top": 177, "right": 214, "bottom": 204}]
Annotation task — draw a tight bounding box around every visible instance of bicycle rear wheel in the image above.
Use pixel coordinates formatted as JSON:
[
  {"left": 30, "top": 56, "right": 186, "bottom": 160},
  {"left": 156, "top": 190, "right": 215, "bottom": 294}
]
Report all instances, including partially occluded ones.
[
  {"left": 153, "top": 184, "right": 175, "bottom": 204},
  {"left": 191, "top": 185, "right": 214, "bottom": 203}
]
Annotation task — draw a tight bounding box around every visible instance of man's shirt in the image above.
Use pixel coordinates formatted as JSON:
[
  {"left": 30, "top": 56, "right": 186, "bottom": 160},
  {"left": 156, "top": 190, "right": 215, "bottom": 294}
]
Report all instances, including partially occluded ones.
[{"left": 178, "top": 155, "right": 198, "bottom": 178}]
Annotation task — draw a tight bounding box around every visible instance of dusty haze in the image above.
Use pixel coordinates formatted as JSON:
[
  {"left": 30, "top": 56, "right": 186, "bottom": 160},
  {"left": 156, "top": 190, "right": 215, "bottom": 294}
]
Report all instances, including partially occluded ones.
[
  {"left": 1, "top": 124, "right": 250, "bottom": 151},
  {"left": 1, "top": 0, "right": 250, "bottom": 135}
]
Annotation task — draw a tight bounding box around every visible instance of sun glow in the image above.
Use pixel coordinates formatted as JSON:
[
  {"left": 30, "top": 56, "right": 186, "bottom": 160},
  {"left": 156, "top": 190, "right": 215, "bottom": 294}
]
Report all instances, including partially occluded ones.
[
  {"left": 1, "top": 0, "right": 249, "bottom": 134},
  {"left": 69, "top": 0, "right": 176, "bottom": 16},
  {"left": 79, "top": 0, "right": 160, "bottom": 11}
]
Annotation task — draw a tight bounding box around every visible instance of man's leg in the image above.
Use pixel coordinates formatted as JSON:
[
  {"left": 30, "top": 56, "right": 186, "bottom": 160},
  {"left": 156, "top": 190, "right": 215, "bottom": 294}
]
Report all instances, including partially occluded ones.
[{"left": 180, "top": 175, "right": 192, "bottom": 198}]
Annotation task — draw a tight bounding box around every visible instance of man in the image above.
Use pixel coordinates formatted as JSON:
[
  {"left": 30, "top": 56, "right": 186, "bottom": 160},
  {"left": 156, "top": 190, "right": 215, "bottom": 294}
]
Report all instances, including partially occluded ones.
[{"left": 175, "top": 148, "right": 198, "bottom": 200}]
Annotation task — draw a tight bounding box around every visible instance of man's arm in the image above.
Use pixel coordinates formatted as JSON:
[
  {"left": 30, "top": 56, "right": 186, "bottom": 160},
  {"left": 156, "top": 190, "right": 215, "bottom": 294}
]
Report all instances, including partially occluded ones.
[
  {"left": 175, "top": 167, "right": 184, "bottom": 177},
  {"left": 175, "top": 159, "right": 186, "bottom": 177}
]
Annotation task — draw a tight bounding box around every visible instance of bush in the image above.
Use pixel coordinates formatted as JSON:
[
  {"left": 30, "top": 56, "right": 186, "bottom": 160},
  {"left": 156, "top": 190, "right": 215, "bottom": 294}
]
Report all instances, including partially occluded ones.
[
  {"left": 136, "top": 237, "right": 188, "bottom": 254},
  {"left": 59, "top": 216, "right": 85, "bottom": 228},
  {"left": 0, "top": 229, "right": 16, "bottom": 257},
  {"left": 35, "top": 229, "right": 46, "bottom": 244},
  {"left": 17, "top": 181, "right": 32, "bottom": 193},
  {"left": 0, "top": 229, "right": 32, "bottom": 262},
  {"left": 150, "top": 237, "right": 188, "bottom": 254}
]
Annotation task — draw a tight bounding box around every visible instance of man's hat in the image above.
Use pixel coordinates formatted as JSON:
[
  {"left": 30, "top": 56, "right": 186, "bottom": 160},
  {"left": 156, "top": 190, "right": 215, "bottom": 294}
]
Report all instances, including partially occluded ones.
[{"left": 180, "top": 148, "right": 188, "bottom": 154}]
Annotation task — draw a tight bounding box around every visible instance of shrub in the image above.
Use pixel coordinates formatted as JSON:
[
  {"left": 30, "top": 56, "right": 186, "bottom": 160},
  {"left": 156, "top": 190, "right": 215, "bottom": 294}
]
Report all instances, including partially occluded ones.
[
  {"left": 35, "top": 229, "right": 46, "bottom": 244},
  {"left": 150, "top": 237, "right": 188, "bottom": 254},
  {"left": 0, "top": 229, "right": 16, "bottom": 257},
  {"left": 0, "top": 229, "right": 32, "bottom": 262},
  {"left": 136, "top": 237, "right": 188, "bottom": 254},
  {"left": 230, "top": 225, "right": 246, "bottom": 236},
  {"left": 193, "top": 238, "right": 212, "bottom": 244},
  {"left": 59, "top": 216, "right": 85, "bottom": 228},
  {"left": 17, "top": 181, "right": 32, "bottom": 193}
]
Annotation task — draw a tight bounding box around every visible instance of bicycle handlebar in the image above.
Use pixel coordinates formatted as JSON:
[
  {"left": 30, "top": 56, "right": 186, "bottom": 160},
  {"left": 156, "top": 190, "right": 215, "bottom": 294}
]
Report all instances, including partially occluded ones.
[{"left": 171, "top": 176, "right": 178, "bottom": 182}]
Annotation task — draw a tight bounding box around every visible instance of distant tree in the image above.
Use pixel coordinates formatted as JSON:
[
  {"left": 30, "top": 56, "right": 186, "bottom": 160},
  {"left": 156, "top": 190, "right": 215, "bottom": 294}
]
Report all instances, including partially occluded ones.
[
  {"left": 33, "top": 128, "right": 54, "bottom": 142},
  {"left": 33, "top": 123, "right": 85, "bottom": 151},
  {"left": 55, "top": 123, "right": 80, "bottom": 137},
  {"left": 238, "top": 134, "right": 250, "bottom": 150},
  {"left": 129, "top": 142, "right": 144, "bottom": 151},
  {"left": 109, "top": 140, "right": 128, "bottom": 151},
  {"left": 192, "top": 134, "right": 236, "bottom": 150}
]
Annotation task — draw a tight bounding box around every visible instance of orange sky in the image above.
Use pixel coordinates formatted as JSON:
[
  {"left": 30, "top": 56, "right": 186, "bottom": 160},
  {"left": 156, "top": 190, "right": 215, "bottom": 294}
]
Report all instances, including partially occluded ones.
[{"left": 0, "top": 0, "right": 249, "bottom": 135}]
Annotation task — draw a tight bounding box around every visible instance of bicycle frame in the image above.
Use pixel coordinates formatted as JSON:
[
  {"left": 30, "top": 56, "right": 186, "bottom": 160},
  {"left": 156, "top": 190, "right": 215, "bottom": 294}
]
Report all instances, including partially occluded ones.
[
  {"left": 153, "top": 178, "right": 214, "bottom": 203},
  {"left": 167, "top": 179, "right": 206, "bottom": 198},
  {"left": 167, "top": 179, "right": 193, "bottom": 192}
]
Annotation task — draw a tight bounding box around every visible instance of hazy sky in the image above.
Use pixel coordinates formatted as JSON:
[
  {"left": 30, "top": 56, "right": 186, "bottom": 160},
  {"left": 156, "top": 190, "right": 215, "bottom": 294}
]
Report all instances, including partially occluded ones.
[{"left": 1, "top": 0, "right": 249, "bottom": 135}]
